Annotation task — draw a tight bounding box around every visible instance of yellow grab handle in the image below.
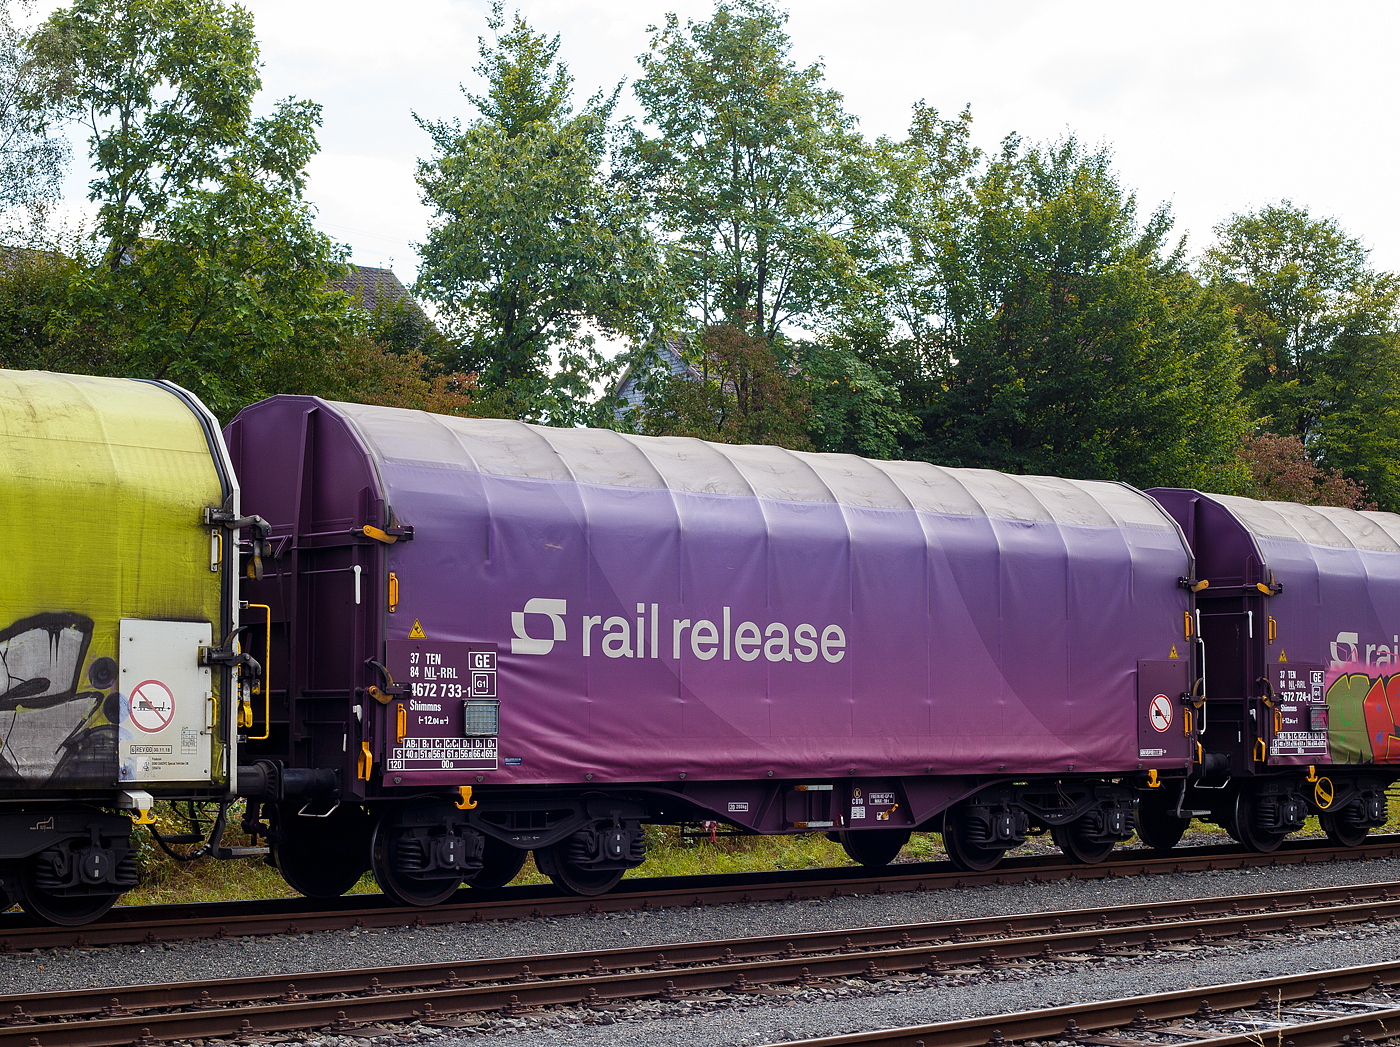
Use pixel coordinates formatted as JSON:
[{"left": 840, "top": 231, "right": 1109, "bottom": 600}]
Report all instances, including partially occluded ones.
[
  {"left": 246, "top": 604, "right": 273, "bottom": 741},
  {"left": 358, "top": 742, "right": 373, "bottom": 781},
  {"left": 396, "top": 703, "right": 407, "bottom": 743}
]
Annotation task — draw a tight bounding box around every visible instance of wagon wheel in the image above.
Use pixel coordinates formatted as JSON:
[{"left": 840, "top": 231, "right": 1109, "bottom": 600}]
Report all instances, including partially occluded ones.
[
  {"left": 1226, "top": 790, "right": 1287, "bottom": 853},
  {"left": 18, "top": 861, "right": 119, "bottom": 927},
  {"left": 533, "top": 841, "right": 624, "bottom": 897},
  {"left": 1135, "top": 790, "right": 1188, "bottom": 852},
  {"left": 1050, "top": 820, "right": 1115, "bottom": 865},
  {"left": 1319, "top": 811, "right": 1369, "bottom": 848},
  {"left": 469, "top": 836, "right": 528, "bottom": 888},
  {"left": 271, "top": 802, "right": 372, "bottom": 899},
  {"left": 838, "top": 829, "right": 910, "bottom": 868},
  {"left": 370, "top": 811, "right": 463, "bottom": 907},
  {"left": 941, "top": 806, "right": 1006, "bottom": 873}
]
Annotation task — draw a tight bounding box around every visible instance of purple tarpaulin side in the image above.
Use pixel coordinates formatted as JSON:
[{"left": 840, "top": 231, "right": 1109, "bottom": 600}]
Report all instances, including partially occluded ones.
[{"left": 376, "top": 461, "right": 1191, "bottom": 786}]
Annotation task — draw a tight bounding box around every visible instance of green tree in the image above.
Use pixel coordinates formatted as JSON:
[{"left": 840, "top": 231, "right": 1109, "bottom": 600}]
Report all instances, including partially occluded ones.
[
  {"left": 413, "top": 3, "right": 666, "bottom": 424},
  {"left": 638, "top": 322, "right": 810, "bottom": 447},
  {"left": 29, "top": 0, "right": 352, "bottom": 419},
  {"left": 0, "top": 0, "right": 67, "bottom": 236},
  {"left": 0, "top": 244, "right": 109, "bottom": 371},
  {"left": 1204, "top": 202, "right": 1400, "bottom": 509},
  {"left": 925, "top": 137, "right": 1248, "bottom": 490},
  {"left": 624, "top": 0, "right": 871, "bottom": 341},
  {"left": 798, "top": 338, "right": 913, "bottom": 458}
]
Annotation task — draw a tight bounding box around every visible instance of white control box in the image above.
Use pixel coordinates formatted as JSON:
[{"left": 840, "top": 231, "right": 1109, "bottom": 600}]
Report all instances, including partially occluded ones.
[{"left": 118, "top": 619, "right": 214, "bottom": 783}]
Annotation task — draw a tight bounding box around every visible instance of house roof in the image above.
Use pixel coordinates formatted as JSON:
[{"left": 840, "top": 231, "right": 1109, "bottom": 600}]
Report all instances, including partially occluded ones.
[
  {"left": 611, "top": 336, "right": 699, "bottom": 410},
  {"left": 332, "top": 265, "right": 413, "bottom": 312}
]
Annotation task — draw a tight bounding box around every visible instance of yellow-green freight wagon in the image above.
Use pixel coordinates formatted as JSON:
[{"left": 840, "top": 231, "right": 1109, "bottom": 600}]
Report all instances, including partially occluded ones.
[{"left": 0, "top": 369, "right": 245, "bottom": 923}]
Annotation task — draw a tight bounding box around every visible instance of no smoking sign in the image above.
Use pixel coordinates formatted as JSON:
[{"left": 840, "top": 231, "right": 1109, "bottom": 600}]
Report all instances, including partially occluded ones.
[
  {"left": 130, "top": 679, "right": 176, "bottom": 734},
  {"left": 1149, "top": 693, "right": 1174, "bottom": 733}
]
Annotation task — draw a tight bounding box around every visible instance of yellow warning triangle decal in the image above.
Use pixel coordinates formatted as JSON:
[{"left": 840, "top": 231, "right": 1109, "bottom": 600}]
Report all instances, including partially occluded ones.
[
  {"left": 408, "top": 619, "right": 426, "bottom": 639},
  {"left": 1168, "top": 645, "right": 1179, "bottom": 659},
  {"left": 1278, "top": 649, "right": 1287, "bottom": 662}
]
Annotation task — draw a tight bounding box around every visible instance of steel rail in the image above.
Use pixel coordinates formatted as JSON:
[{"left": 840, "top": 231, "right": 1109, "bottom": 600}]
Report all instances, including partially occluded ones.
[
  {"left": 3, "top": 833, "right": 1397, "bottom": 953},
  {"left": 2, "top": 879, "right": 1400, "bottom": 1046},
  {"left": 779, "top": 962, "right": 1400, "bottom": 1047}
]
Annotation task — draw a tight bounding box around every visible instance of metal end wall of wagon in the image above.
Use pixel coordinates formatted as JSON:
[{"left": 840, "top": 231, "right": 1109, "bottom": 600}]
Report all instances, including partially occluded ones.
[{"left": 1151, "top": 488, "right": 1400, "bottom": 771}]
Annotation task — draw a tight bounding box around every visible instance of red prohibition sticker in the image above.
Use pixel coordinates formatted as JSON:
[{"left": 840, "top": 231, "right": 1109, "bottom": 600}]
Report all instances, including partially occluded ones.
[
  {"left": 1149, "top": 693, "right": 1174, "bottom": 733},
  {"left": 129, "top": 679, "right": 176, "bottom": 734}
]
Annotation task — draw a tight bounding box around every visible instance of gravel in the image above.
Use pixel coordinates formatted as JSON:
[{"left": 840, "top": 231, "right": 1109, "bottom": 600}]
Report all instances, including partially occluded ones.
[{"left": 6, "top": 855, "right": 1400, "bottom": 1045}]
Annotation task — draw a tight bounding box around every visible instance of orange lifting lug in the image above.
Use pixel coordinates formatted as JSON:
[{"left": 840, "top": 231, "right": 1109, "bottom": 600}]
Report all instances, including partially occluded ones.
[
  {"left": 456, "top": 786, "right": 478, "bottom": 810},
  {"left": 1147, "top": 769, "right": 1161, "bottom": 788},
  {"left": 1254, "top": 737, "right": 1268, "bottom": 763}
]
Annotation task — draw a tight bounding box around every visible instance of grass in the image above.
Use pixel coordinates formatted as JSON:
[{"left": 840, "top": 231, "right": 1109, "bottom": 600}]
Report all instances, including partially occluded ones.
[{"left": 108, "top": 784, "right": 1400, "bottom": 908}]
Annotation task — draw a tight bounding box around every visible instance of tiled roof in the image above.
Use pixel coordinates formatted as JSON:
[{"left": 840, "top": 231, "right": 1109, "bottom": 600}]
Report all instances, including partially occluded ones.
[{"left": 331, "top": 265, "right": 412, "bottom": 312}]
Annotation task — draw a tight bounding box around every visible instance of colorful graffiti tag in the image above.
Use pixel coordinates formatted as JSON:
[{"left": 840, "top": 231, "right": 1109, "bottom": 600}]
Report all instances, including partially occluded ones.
[{"left": 1324, "top": 665, "right": 1400, "bottom": 764}]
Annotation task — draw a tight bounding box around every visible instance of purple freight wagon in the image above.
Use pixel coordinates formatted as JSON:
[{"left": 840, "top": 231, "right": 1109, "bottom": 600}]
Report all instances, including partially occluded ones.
[
  {"left": 228, "top": 397, "right": 1199, "bottom": 902},
  {"left": 1149, "top": 489, "right": 1400, "bottom": 851}
]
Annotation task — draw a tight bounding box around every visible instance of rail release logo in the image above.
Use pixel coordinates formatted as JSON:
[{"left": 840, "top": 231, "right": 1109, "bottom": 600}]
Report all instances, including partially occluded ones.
[{"left": 510, "top": 598, "right": 847, "bottom": 664}]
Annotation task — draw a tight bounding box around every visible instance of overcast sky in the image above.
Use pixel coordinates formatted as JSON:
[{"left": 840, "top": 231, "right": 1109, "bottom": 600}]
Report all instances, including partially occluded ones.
[{"left": 50, "top": 0, "right": 1400, "bottom": 285}]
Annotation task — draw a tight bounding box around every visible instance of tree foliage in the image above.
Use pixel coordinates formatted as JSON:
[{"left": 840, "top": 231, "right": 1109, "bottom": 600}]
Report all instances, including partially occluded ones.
[
  {"left": 1239, "top": 432, "right": 1372, "bottom": 509},
  {"left": 638, "top": 323, "right": 810, "bottom": 447},
  {"left": 28, "top": 0, "right": 352, "bottom": 419},
  {"left": 918, "top": 138, "right": 1249, "bottom": 490},
  {"left": 1205, "top": 202, "right": 1400, "bottom": 509},
  {"left": 624, "top": 0, "right": 869, "bottom": 340},
  {"left": 0, "top": 1, "right": 66, "bottom": 235},
  {"left": 414, "top": 2, "right": 666, "bottom": 424}
]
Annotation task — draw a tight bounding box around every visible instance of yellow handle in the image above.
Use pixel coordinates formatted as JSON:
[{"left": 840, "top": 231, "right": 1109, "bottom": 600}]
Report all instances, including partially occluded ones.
[
  {"left": 1274, "top": 708, "right": 1283, "bottom": 733},
  {"left": 388, "top": 571, "right": 399, "bottom": 613},
  {"left": 1183, "top": 709, "right": 1192, "bottom": 736},
  {"left": 246, "top": 604, "right": 273, "bottom": 741},
  {"left": 1254, "top": 737, "right": 1267, "bottom": 762},
  {"left": 1268, "top": 616, "right": 1277, "bottom": 645},
  {"left": 1184, "top": 612, "right": 1193, "bottom": 639},
  {"left": 396, "top": 703, "right": 407, "bottom": 743},
  {"left": 358, "top": 742, "right": 373, "bottom": 781}
]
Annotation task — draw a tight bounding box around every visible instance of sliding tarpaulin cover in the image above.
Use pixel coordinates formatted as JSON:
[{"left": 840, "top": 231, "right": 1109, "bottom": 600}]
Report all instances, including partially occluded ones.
[
  {"left": 0, "top": 370, "right": 226, "bottom": 789},
  {"left": 240, "top": 396, "right": 1195, "bottom": 784}
]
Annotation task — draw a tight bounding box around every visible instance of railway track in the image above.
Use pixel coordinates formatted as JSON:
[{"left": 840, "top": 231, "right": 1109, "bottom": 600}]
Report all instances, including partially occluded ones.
[
  {"left": 2, "top": 833, "right": 1396, "bottom": 952},
  {"left": 786, "top": 962, "right": 1400, "bottom": 1047},
  {"left": 3, "top": 876, "right": 1400, "bottom": 1046}
]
